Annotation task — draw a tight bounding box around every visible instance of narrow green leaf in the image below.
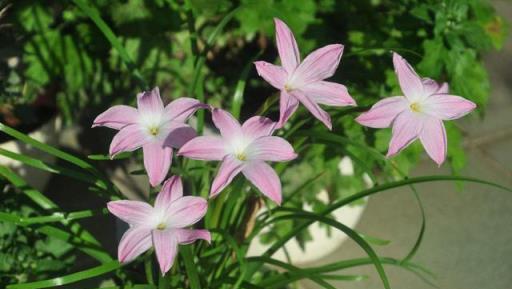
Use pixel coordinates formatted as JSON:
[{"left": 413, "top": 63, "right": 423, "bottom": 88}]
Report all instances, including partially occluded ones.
[
  {"left": 0, "top": 165, "right": 57, "bottom": 210},
  {"left": 268, "top": 209, "right": 391, "bottom": 289},
  {"left": 0, "top": 166, "right": 111, "bottom": 262},
  {"left": 254, "top": 255, "right": 336, "bottom": 289},
  {"left": 88, "top": 285, "right": 156, "bottom": 289},
  {"left": 319, "top": 274, "right": 368, "bottom": 281},
  {"left": 402, "top": 188, "right": 426, "bottom": 263},
  {"left": 71, "top": 0, "right": 147, "bottom": 89},
  {"left": 188, "top": 7, "right": 240, "bottom": 134},
  {"left": 210, "top": 229, "right": 247, "bottom": 289},
  {"left": 180, "top": 246, "right": 202, "bottom": 289},
  {"left": 0, "top": 148, "right": 110, "bottom": 191},
  {"left": 0, "top": 123, "right": 117, "bottom": 195},
  {"left": 266, "top": 175, "right": 511, "bottom": 256},
  {"left": 33, "top": 225, "right": 112, "bottom": 263},
  {"left": 0, "top": 209, "right": 107, "bottom": 226},
  {"left": 230, "top": 50, "right": 263, "bottom": 118},
  {"left": 246, "top": 256, "right": 436, "bottom": 287},
  {"left": 7, "top": 261, "right": 121, "bottom": 289},
  {"left": 251, "top": 175, "right": 511, "bottom": 280},
  {"left": 358, "top": 232, "right": 391, "bottom": 246},
  {"left": 89, "top": 284, "right": 156, "bottom": 289}
]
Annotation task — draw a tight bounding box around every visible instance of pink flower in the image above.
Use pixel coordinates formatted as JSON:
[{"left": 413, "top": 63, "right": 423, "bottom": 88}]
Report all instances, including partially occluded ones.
[
  {"left": 178, "top": 108, "right": 297, "bottom": 205},
  {"left": 93, "top": 87, "right": 206, "bottom": 186},
  {"left": 356, "top": 52, "right": 476, "bottom": 165},
  {"left": 254, "top": 18, "right": 356, "bottom": 129},
  {"left": 107, "top": 176, "right": 210, "bottom": 275}
]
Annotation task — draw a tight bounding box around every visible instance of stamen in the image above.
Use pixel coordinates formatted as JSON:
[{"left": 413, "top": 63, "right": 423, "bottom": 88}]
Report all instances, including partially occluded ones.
[
  {"left": 149, "top": 127, "right": 159, "bottom": 136},
  {"left": 284, "top": 84, "right": 292, "bottom": 92},
  {"left": 156, "top": 223, "right": 166, "bottom": 230},
  {"left": 410, "top": 102, "right": 421, "bottom": 112},
  {"left": 235, "top": 152, "right": 247, "bottom": 161}
]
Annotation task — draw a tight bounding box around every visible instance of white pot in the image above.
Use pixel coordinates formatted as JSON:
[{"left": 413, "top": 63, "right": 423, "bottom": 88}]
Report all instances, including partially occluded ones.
[
  {"left": 0, "top": 116, "right": 62, "bottom": 190},
  {"left": 247, "top": 157, "right": 370, "bottom": 266}
]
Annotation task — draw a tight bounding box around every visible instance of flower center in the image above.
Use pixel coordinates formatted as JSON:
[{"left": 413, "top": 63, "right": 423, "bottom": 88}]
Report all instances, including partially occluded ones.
[
  {"left": 235, "top": 152, "right": 247, "bottom": 161},
  {"left": 284, "top": 83, "right": 293, "bottom": 92},
  {"left": 149, "top": 126, "right": 159, "bottom": 136},
  {"left": 410, "top": 102, "right": 421, "bottom": 112},
  {"left": 156, "top": 222, "right": 167, "bottom": 230}
]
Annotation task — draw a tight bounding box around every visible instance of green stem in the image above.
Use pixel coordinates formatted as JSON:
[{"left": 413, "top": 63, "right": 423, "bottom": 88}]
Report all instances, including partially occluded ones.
[
  {"left": 158, "top": 273, "right": 169, "bottom": 289},
  {"left": 145, "top": 254, "right": 155, "bottom": 285},
  {"left": 181, "top": 246, "right": 202, "bottom": 289}
]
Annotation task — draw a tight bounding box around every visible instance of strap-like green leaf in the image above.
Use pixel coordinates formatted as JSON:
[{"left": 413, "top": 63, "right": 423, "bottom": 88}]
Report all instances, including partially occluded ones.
[
  {"left": 0, "top": 123, "right": 118, "bottom": 195},
  {"left": 268, "top": 209, "right": 391, "bottom": 289},
  {"left": 0, "top": 148, "right": 111, "bottom": 191},
  {"left": 0, "top": 209, "right": 107, "bottom": 226},
  {"left": 0, "top": 123, "right": 97, "bottom": 173},
  {"left": 0, "top": 166, "right": 111, "bottom": 263},
  {"left": 180, "top": 246, "right": 202, "bottom": 289},
  {"left": 7, "top": 261, "right": 121, "bottom": 289},
  {"left": 249, "top": 175, "right": 510, "bottom": 283},
  {"left": 230, "top": 50, "right": 263, "bottom": 119},
  {"left": 71, "top": 0, "right": 147, "bottom": 89}
]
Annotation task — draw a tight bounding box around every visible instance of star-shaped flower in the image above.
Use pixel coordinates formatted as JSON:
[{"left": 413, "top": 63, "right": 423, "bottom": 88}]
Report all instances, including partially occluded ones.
[
  {"left": 356, "top": 52, "right": 476, "bottom": 165},
  {"left": 107, "top": 176, "right": 210, "bottom": 275},
  {"left": 93, "top": 87, "right": 206, "bottom": 186},
  {"left": 178, "top": 108, "right": 297, "bottom": 204},
  {"left": 254, "top": 18, "right": 356, "bottom": 129}
]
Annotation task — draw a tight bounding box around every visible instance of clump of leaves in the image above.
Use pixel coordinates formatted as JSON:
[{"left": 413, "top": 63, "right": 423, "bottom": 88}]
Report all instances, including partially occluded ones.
[{"left": 0, "top": 182, "right": 75, "bottom": 287}]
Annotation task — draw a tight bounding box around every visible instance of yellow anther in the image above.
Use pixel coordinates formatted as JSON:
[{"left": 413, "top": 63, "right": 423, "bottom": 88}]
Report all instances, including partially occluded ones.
[
  {"left": 410, "top": 102, "right": 421, "bottom": 112},
  {"left": 149, "top": 127, "right": 159, "bottom": 136},
  {"left": 156, "top": 223, "right": 166, "bottom": 230},
  {"left": 284, "top": 84, "right": 292, "bottom": 92},
  {"left": 235, "top": 152, "right": 247, "bottom": 161}
]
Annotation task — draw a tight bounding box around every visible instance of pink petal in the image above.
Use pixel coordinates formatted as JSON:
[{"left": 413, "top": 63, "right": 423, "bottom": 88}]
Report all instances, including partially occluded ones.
[
  {"left": 137, "top": 87, "right": 164, "bottom": 115},
  {"left": 210, "top": 155, "right": 244, "bottom": 198},
  {"left": 107, "top": 200, "right": 154, "bottom": 226},
  {"left": 166, "top": 196, "right": 208, "bottom": 228},
  {"left": 355, "top": 96, "right": 408, "bottom": 128},
  {"left": 247, "top": 136, "right": 297, "bottom": 162},
  {"left": 143, "top": 142, "right": 172, "bottom": 187},
  {"left": 109, "top": 124, "right": 149, "bottom": 156},
  {"left": 211, "top": 108, "right": 242, "bottom": 140},
  {"left": 387, "top": 111, "right": 424, "bottom": 157},
  {"left": 118, "top": 226, "right": 152, "bottom": 263},
  {"left": 274, "top": 18, "right": 300, "bottom": 73},
  {"left": 152, "top": 230, "right": 178, "bottom": 275},
  {"left": 242, "top": 116, "right": 276, "bottom": 140},
  {"left": 419, "top": 118, "right": 447, "bottom": 166},
  {"left": 92, "top": 105, "right": 138, "bottom": 130},
  {"left": 164, "top": 97, "right": 207, "bottom": 123},
  {"left": 162, "top": 122, "right": 197, "bottom": 148},
  {"left": 155, "top": 176, "right": 184, "bottom": 212},
  {"left": 242, "top": 161, "right": 282, "bottom": 205},
  {"left": 175, "top": 229, "right": 211, "bottom": 244},
  {"left": 293, "top": 44, "right": 343, "bottom": 85},
  {"left": 392, "top": 52, "right": 424, "bottom": 102},
  {"left": 254, "top": 61, "right": 287, "bottom": 89},
  {"left": 438, "top": 83, "right": 449, "bottom": 94},
  {"left": 277, "top": 90, "right": 300, "bottom": 128},
  {"left": 292, "top": 90, "right": 332, "bottom": 130},
  {"left": 422, "top": 94, "right": 476, "bottom": 120},
  {"left": 422, "top": 78, "right": 449, "bottom": 96},
  {"left": 178, "top": 136, "right": 227, "bottom": 161},
  {"left": 300, "top": 81, "right": 356, "bottom": 106}
]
